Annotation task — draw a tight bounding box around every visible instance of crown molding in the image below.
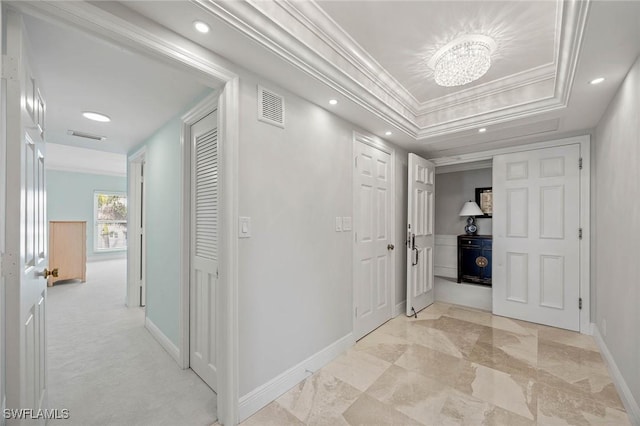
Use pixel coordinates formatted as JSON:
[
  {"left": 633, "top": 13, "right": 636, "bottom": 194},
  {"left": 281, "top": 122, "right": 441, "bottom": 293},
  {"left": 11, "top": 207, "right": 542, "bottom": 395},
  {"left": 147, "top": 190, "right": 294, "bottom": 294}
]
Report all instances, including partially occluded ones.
[
  {"left": 193, "top": 0, "right": 419, "bottom": 137},
  {"left": 11, "top": 0, "right": 590, "bottom": 143},
  {"left": 192, "top": 0, "right": 589, "bottom": 141}
]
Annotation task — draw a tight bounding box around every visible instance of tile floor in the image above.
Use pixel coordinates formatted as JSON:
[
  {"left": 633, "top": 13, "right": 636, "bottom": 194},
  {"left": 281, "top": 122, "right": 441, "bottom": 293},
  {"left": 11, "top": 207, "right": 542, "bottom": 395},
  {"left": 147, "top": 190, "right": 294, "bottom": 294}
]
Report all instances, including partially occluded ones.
[{"left": 242, "top": 302, "right": 629, "bottom": 425}]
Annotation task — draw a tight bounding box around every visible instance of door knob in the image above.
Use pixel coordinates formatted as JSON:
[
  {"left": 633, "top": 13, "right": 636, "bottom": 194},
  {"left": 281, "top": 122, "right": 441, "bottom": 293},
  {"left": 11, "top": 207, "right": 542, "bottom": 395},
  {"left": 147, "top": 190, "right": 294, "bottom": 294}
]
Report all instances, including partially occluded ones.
[
  {"left": 387, "top": 244, "right": 395, "bottom": 251},
  {"left": 39, "top": 268, "right": 59, "bottom": 279}
]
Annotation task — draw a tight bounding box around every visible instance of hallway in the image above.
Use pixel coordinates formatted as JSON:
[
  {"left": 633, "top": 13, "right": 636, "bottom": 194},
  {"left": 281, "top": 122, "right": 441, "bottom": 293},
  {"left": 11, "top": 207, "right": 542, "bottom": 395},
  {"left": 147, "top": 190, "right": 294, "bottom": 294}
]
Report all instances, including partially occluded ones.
[
  {"left": 47, "top": 259, "right": 216, "bottom": 425},
  {"left": 243, "top": 303, "right": 630, "bottom": 425}
]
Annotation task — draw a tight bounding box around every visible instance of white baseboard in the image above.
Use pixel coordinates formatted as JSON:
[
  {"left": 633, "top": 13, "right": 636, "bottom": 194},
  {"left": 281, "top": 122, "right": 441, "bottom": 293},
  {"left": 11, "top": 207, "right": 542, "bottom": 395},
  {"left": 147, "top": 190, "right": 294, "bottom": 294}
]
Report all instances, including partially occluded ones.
[
  {"left": 393, "top": 301, "right": 406, "bottom": 317},
  {"left": 435, "top": 234, "right": 457, "bottom": 279},
  {"left": 145, "top": 316, "right": 181, "bottom": 365},
  {"left": 434, "top": 276, "right": 492, "bottom": 311},
  {"left": 593, "top": 325, "right": 640, "bottom": 425},
  {"left": 434, "top": 266, "right": 457, "bottom": 279},
  {"left": 239, "top": 333, "right": 355, "bottom": 422},
  {"left": 87, "top": 253, "right": 127, "bottom": 262}
]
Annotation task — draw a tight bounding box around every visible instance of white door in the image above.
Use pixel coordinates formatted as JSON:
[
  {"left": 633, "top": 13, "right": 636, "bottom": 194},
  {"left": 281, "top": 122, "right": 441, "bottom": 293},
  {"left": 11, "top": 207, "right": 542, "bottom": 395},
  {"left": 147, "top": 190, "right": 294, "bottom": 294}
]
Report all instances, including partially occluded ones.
[
  {"left": 406, "top": 154, "right": 435, "bottom": 317},
  {"left": 4, "top": 10, "right": 49, "bottom": 421},
  {"left": 493, "top": 144, "right": 581, "bottom": 331},
  {"left": 190, "top": 110, "right": 218, "bottom": 391},
  {"left": 354, "top": 140, "right": 393, "bottom": 340}
]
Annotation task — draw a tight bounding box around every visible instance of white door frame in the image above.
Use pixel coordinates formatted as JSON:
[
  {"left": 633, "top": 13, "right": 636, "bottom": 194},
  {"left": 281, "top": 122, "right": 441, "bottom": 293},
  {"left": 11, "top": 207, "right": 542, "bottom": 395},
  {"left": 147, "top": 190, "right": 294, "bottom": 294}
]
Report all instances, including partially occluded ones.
[
  {"left": 7, "top": 3, "right": 241, "bottom": 424},
  {"left": 179, "top": 92, "right": 220, "bottom": 369},
  {"left": 127, "top": 146, "right": 146, "bottom": 308},
  {"left": 430, "top": 135, "right": 591, "bottom": 334},
  {"left": 352, "top": 132, "right": 396, "bottom": 336},
  {"left": 0, "top": 2, "right": 6, "bottom": 417}
]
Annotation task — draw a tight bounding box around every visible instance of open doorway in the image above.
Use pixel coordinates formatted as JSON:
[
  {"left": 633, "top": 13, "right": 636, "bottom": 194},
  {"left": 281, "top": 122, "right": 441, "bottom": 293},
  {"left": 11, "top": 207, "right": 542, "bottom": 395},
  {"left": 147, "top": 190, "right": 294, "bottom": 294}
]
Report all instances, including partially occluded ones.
[{"left": 18, "top": 11, "right": 220, "bottom": 424}]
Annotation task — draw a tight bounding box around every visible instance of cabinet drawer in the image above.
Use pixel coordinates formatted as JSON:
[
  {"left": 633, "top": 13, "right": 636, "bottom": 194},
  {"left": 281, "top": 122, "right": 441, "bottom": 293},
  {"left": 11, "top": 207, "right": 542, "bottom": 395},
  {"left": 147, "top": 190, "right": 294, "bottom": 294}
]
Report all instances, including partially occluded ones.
[
  {"left": 459, "top": 238, "right": 480, "bottom": 248},
  {"left": 482, "top": 239, "right": 493, "bottom": 249}
]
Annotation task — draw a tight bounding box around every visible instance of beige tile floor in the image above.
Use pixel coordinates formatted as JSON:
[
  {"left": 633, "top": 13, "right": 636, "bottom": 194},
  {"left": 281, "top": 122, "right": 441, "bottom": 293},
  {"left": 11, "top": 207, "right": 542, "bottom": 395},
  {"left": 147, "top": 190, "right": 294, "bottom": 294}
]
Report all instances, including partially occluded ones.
[{"left": 241, "top": 302, "right": 629, "bottom": 425}]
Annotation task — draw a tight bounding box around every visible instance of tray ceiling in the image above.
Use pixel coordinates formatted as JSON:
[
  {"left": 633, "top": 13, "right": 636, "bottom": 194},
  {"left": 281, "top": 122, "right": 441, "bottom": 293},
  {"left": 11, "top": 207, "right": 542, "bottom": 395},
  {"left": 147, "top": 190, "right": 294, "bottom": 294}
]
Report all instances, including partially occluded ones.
[{"left": 318, "top": 1, "right": 558, "bottom": 103}]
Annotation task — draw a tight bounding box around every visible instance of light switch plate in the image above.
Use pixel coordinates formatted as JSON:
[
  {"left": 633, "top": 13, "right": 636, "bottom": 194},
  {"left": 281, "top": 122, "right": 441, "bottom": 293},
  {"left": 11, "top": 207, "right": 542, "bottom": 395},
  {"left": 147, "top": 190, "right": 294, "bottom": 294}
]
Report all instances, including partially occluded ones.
[
  {"left": 335, "top": 217, "right": 343, "bottom": 232},
  {"left": 239, "top": 216, "right": 251, "bottom": 238},
  {"left": 342, "top": 216, "right": 352, "bottom": 231}
]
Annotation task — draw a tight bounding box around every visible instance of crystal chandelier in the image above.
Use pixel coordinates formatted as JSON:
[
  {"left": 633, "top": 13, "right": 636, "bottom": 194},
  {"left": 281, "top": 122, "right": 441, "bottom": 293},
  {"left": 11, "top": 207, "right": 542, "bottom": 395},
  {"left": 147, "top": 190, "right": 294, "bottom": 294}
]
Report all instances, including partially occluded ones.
[{"left": 428, "top": 35, "right": 497, "bottom": 87}]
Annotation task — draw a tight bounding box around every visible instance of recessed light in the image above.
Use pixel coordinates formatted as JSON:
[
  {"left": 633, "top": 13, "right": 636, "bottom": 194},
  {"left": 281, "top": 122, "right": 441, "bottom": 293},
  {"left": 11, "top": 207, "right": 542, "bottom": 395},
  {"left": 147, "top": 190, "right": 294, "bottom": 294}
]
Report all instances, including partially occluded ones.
[
  {"left": 193, "top": 21, "right": 210, "bottom": 34},
  {"left": 329, "top": 99, "right": 338, "bottom": 105},
  {"left": 82, "top": 111, "right": 111, "bottom": 123},
  {"left": 478, "top": 127, "right": 487, "bottom": 133},
  {"left": 385, "top": 131, "right": 392, "bottom": 136},
  {"left": 589, "top": 77, "right": 605, "bottom": 85}
]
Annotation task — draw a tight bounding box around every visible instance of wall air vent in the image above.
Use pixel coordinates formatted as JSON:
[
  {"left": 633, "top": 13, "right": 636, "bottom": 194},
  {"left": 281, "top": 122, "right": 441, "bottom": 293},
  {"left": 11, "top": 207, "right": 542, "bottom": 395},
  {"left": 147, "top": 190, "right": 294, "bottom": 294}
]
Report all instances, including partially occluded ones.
[
  {"left": 258, "top": 85, "right": 285, "bottom": 128},
  {"left": 67, "top": 130, "right": 107, "bottom": 141}
]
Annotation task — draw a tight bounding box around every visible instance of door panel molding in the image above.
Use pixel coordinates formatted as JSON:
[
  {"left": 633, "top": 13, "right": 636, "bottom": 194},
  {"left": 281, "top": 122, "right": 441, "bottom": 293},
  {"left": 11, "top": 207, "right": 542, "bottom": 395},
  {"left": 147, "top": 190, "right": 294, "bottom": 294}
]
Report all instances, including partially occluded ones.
[
  {"left": 493, "top": 143, "right": 584, "bottom": 331},
  {"left": 406, "top": 153, "right": 435, "bottom": 316},
  {"left": 431, "top": 134, "right": 590, "bottom": 334},
  {"left": 352, "top": 132, "right": 396, "bottom": 341}
]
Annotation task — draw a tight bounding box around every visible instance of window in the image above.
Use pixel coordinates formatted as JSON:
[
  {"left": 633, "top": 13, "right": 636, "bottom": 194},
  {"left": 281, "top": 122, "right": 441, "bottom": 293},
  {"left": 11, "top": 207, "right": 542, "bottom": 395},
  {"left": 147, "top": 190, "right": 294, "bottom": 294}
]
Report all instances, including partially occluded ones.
[{"left": 94, "top": 192, "right": 127, "bottom": 251}]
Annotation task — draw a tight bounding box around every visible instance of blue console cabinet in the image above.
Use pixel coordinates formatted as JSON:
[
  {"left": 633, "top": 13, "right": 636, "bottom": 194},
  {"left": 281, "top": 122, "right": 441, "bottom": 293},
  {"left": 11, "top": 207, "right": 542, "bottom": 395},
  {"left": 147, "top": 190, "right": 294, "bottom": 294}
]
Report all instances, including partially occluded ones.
[{"left": 457, "top": 235, "right": 492, "bottom": 286}]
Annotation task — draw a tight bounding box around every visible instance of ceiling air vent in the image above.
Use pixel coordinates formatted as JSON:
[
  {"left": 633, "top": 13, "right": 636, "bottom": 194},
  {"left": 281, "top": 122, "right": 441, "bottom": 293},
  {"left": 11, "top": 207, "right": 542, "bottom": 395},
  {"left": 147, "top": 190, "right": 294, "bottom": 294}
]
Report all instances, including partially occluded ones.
[
  {"left": 67, "top": 130, "right": 107, "bottom": 141},
  {"left": 258, "top": 85, "right": 285, "bottom": 128}
]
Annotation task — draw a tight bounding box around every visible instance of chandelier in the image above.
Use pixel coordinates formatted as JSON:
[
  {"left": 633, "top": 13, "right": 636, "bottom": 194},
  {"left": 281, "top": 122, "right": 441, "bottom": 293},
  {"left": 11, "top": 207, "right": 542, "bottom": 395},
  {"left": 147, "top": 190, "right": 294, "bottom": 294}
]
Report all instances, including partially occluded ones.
[{"left": 428, "top": 35, "right": 497, "bottom": 87}]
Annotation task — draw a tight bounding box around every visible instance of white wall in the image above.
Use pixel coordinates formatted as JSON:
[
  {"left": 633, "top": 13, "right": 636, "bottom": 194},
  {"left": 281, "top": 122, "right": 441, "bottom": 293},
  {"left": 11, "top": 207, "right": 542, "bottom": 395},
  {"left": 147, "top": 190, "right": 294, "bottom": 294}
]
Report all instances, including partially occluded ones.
[
  {"left": 237, "top": 73, "right": 408, "bottom": 398},
  {"left": 593, "top": 54, "right": 640, "bottom": 418},
  {"left": 435, "top": 168, "right": 493, "bottom": 236}
]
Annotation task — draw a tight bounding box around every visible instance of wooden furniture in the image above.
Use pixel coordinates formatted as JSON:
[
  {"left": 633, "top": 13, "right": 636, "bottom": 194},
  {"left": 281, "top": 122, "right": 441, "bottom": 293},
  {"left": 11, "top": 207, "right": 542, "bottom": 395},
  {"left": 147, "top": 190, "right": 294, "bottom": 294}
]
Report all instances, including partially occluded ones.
[
  {"left": 48, "top": 221, "right": 86, "bottom": 286},
  {"left": 457, "top": 235, "right": 492, "bottom": 286}
]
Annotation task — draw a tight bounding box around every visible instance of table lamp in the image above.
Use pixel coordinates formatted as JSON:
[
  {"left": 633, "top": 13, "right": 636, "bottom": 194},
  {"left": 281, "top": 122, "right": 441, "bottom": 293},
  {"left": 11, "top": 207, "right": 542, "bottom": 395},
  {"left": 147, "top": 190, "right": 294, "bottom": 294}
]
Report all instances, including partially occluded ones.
[{"left": 459, "top": 201, "right": 484, "bottom": 235}]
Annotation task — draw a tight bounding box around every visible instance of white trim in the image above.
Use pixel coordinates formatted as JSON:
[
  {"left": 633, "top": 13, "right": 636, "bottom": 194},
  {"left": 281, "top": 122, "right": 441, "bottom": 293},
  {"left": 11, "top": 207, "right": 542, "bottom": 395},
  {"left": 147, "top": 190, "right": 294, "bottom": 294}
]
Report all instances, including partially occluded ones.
[
  {"left": 434, "top": 234, "right": 457, "bottom": 279},
  {"left": 578, "top": 136, "right": 591, "bottom": 335},
  {"left": 393, "top": 301, "right": 406, "bottom": 318},
  {"left": 87, "top": 253, "right": 126, "bottom": 263},
  {"left": 434, "top": 277, "right": 492, "bottom": 311},
  {"left": 44, "top": 164, "right": 126, "bottom": 178},
  {"left": 126, "top": 147, "right": 145, "bottom": 308},
  {"left": 179, "top": 91, "right": 221, "bottom": 370},
  {"left": 238, "top": 333, "right": 354, "bottom": 423},
  {"left": 145, "top": 317, "right": 180, "bottom": 364},
  {"left": 93, "top": 190, "right": 127, "bottom": 253},
  {"left": 352, "top": 132, "right": 396, "bottom": 341},
  {"left": 430, "top": 134, "right": 589, "bottom": 166},
  {"left": 435, "top": 160, "right": 492, "bottom": 175},
  {"left": 593, "top": 326, "right": 640, "bottom": 425}
]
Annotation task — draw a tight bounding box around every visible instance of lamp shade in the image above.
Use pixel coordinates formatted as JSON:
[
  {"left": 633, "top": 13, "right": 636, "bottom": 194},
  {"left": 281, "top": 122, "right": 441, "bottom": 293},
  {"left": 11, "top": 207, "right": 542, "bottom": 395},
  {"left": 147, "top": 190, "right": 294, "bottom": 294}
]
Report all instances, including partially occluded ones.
[{"left": 459, "top": 201, "right": 484, "bottom": 217}]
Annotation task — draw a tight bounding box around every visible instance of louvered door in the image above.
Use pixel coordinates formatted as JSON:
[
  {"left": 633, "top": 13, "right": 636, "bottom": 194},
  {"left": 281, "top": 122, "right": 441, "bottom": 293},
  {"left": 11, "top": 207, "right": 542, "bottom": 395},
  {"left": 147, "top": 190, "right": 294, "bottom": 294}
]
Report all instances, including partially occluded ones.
[{"left": 190, "top": 110, "right": 218, "bottom": 391}]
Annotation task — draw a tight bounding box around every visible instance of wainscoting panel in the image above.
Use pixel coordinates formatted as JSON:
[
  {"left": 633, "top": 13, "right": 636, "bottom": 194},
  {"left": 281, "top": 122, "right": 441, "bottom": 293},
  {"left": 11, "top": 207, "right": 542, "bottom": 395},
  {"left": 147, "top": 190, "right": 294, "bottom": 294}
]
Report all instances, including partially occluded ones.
[{"left": 434, "top": 234, "right": 457, "bottom": 279}]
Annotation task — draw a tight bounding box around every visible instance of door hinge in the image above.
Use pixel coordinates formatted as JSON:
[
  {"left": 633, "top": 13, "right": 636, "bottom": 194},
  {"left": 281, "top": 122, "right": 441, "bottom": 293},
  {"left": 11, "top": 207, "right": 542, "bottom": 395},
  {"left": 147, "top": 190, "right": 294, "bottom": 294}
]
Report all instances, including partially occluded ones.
[
  {"left": 355, "top": 307, "right": 358, "bottom": 318},
  {"left": 354, "top": 232, "right": 357, "bottom": 242},
  {"left": 579, "top": 297, "right": 583, "bottom": 310},
  {"left": 579, "top": 228, "right": 583, "bottom": 240},
  {"left": 355, "top": 157, "right": 358, "bottom": 168},
  {"left": 216, "top": 268, "right": 219, "bottom": 279},
  {"left": 2, "top": 55, "right": 19, "bottom": 81},
  {"left": 0, "top": 252, "right": 17, "bottom": 279},
  {"left": 579, "top": 157, "right": 583, "bottom": 170}
]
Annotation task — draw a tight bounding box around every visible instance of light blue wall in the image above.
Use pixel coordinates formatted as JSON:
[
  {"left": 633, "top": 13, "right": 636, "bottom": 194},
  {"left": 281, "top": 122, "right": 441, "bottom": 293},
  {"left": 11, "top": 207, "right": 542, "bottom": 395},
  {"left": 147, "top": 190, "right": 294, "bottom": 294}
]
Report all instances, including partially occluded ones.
[
  {"left": 47, "top": 170, "right": 127, "bottom": 259},
  {"left": 129, "top": 90, "right": 212, "bottom": 347},
  {"left": 133, "top": 116, "right": 182, "bottom": 345}
]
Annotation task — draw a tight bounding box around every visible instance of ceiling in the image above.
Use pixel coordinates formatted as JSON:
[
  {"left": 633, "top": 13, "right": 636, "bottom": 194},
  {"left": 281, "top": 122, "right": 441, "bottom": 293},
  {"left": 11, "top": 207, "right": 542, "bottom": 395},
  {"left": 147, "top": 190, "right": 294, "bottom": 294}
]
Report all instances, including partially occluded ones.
[
  {"left": 14, "top": 1, "right": 640, "bottom": 159},
  {"left": 317, "top": 1, "right": 558, "bottom": 103},
  {"left": 23, "top": 14, "right": 210, "bottom": 155}
]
